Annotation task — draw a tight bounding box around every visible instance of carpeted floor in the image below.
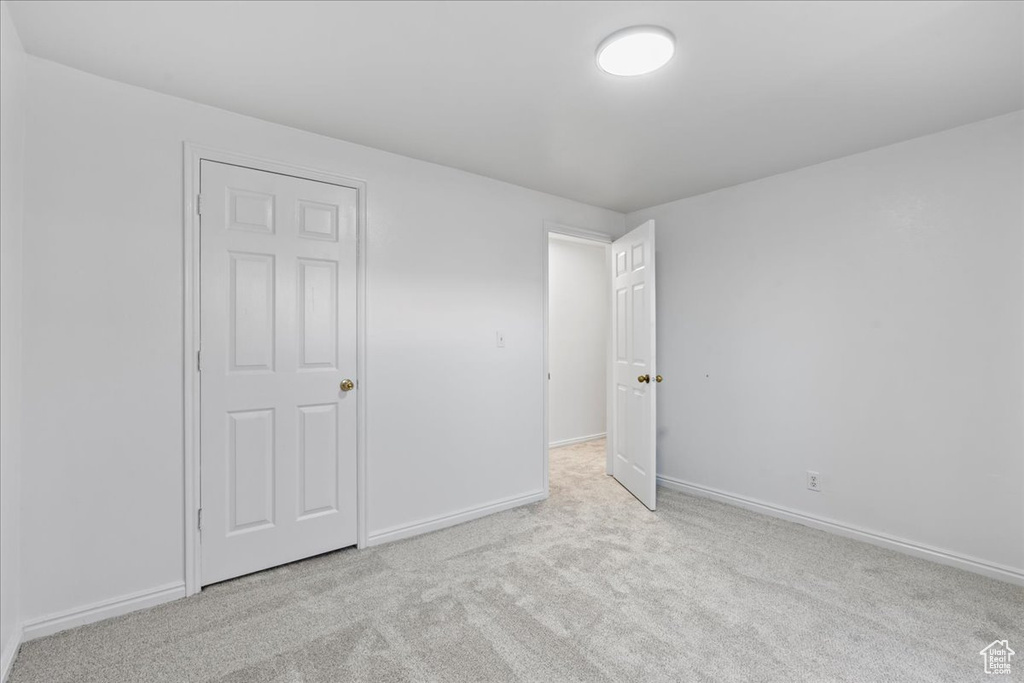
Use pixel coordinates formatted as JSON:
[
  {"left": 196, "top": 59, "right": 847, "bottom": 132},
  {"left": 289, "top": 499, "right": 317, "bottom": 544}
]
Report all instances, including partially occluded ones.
[{"left": 9, "top": 439, "right": 1023, "bottom": 682}]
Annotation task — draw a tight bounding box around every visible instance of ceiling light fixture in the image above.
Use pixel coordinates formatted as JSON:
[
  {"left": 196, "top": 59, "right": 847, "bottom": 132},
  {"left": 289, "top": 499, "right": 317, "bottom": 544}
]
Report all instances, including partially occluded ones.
[{"left": 596, "top": 26, "right": 675, "bottom": 77}]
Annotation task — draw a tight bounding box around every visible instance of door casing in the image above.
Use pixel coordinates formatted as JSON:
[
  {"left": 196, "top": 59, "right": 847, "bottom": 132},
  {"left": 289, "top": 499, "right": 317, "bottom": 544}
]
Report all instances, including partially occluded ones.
[{"left": 182, "top": 142, "right": 368, "bottom": 596}]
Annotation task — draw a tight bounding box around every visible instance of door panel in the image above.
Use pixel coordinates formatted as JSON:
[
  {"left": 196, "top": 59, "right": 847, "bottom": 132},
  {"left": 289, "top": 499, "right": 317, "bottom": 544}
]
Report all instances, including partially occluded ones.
[
  {"left": 298, "top": 403, "right": 339, "bottom": 518},
  {"left": 227, "top": 408, "right": 275, "bottom": 532},
  {"left": 298, "top": 259, "right": 338, "bottom": 369},
  {"left": 229, "top": 252, "right": 275, "bottom": 371},
  {"left": 610, "top": 220, "right": 657, "bottom": 509},
  {"left": 200, "top": 160, "right": 358, "bottom": 585}
]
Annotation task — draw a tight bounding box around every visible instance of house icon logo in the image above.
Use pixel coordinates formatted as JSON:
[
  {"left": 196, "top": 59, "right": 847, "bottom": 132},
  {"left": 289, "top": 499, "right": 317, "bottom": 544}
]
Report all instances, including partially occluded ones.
[{"left": 980, "top": 640, "right": 1014, "bottom": 675}]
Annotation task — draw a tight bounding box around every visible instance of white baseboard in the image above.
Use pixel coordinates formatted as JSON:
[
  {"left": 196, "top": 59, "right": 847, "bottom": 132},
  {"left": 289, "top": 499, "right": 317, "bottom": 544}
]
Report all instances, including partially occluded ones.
[
  {"left": 657, "top": 475, "right": 1024, "bottom": 587},
  {"left": 21, "top": 581, "right": 186, "bottom": 642},
  {"left": 549, "top": 432, "right": 606, "bottom": 448},
  {"left": 1, "top": 625, "right": 22, "bottom": 683},
  {"left": 367, "top": 490, "right": 547, "bottom": 547}
]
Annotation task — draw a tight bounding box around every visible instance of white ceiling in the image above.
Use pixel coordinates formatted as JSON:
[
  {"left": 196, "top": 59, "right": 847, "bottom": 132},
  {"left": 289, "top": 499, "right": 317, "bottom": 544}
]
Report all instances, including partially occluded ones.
[{"left": 9, "top": 1, "right": 1023, "bottom": 213}]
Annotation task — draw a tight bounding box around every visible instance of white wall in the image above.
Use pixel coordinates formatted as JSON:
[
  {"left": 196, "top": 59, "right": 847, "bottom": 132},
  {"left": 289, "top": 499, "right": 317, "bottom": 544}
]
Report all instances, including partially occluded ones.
[
  {"left": 18, "top": 57, "right": 624, "bottom": 628},
  {"left": 548, "top": 237, "right": 608, "bottom": 446},
  {"left": 0, "top": 0, "right": 26, "bottom": 673},
  {"left": 628, "top": 111, "right": 1024, "bottom": 579}
]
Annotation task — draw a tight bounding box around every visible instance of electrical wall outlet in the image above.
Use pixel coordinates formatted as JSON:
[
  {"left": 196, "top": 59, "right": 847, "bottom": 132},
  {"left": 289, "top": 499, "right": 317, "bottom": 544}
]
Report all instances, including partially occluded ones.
[
  {"left": 806, "top": 470, "right": 821, "bottom": 492},
  {"left": 496, "top": 331, "right": 505, "bottom": 348}
]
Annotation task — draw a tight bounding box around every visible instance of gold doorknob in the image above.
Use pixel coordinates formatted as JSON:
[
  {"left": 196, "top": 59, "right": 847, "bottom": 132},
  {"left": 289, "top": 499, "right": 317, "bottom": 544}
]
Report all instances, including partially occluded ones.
[
  {"left": 340, "top": 379, "right": 355, "bottom": 392},
  {"left": 637, "top": 374, "right": 650, "bottom": 384},
  {"left": 656, "top": 375, "right": 663, "bottom": 383}
]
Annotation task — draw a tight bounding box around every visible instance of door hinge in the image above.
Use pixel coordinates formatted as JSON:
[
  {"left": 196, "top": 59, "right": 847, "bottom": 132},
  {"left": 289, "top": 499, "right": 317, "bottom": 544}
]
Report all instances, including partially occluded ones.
[
  {"left": 197, "top": 508, "right": 203, "bottom": 531},
  {"left": 196, "top": 193, "right": 203, "bottom": 215},
  {"left": 196, "top": 349, "right": 202, "bottom": 372}
]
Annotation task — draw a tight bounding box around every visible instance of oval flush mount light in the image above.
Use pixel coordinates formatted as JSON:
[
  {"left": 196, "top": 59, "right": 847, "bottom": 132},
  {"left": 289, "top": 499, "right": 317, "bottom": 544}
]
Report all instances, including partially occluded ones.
[{"left": 596, "top": 26, "right": 675, "bottom": 76}]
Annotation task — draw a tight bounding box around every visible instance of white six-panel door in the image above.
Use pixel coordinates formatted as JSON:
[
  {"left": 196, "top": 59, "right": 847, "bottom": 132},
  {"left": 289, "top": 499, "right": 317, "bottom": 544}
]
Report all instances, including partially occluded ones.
[
  {"left": 200, "top": 160, "right": 358, "bottom": 585},
  {"left": 610, "top": 220, "right": 657, "bottom": 510}
]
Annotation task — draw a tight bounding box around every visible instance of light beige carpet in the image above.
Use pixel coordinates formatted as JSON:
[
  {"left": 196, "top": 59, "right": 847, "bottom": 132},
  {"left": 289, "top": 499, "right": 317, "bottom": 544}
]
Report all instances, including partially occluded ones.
[{"left": 9, "top": 439, "right": 1023, "bottom": 682}]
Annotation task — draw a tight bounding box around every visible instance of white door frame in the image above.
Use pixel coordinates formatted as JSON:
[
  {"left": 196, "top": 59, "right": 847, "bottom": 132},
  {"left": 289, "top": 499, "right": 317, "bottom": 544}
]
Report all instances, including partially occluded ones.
[
  {"left": 182, "top": 142, "right": 368, "bottom": 596},
  {"left": 542, "top": 221, "right": 614, "bottom": 494}
]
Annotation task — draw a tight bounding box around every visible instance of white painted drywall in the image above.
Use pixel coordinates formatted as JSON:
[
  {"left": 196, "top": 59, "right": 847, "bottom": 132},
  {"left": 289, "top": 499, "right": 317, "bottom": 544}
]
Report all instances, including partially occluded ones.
[
  {"left": 0, "top": 0, "right": 26, "bottom": 671},
  {"left": 627, "top": 111, "right": 1024, "bottom": 575},
  {"left": 18, "top": 57, "right": 625, "bottom": 627},
  {"left": 548, "top": 237, "right": 608, "bottom": 445}
]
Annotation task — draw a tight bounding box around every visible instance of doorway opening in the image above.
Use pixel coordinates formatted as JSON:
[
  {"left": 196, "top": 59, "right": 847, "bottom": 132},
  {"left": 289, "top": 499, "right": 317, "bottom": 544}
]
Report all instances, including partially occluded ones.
[
  {"left": 543, "top": 220, "right": 659, "bottom": 510},
  {"left": 544, "top": 227, "right": 613, "bottom": 494}
]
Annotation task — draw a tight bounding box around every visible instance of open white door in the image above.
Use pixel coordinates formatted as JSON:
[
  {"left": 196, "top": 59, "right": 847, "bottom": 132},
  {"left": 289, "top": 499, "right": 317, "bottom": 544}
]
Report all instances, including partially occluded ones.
[{"left": 610, "top": 220, "right": 657, "bottom": 510}]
